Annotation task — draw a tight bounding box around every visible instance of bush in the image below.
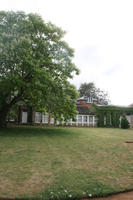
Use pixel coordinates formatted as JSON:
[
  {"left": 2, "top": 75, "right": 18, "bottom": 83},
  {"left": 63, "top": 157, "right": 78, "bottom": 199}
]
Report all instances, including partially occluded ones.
[{"left": 121, "top": 115, "right": 130, "bottom": 129}]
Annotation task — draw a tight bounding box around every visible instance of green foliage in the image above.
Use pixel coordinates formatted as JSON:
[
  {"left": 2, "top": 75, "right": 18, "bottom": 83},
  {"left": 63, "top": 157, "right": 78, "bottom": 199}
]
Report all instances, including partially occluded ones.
[
  {"left": 92, "top": 104, "right": 132, "bottom": 128},
  {"left": 95, "top": 105, "right": 133, "bottom": 114},
  {"left": 7, "top": 110, "right": 17, "bottom": 122},
  {"left": 97, "top": 112, "right": 104, "bottom": 127},
  {"left": 106, "top": 112, "right": 110, "bottom": 127},
  {"left": 116, "top": 112, "right": 120, "bottom": 128},
  {"left": 78, "top": 82, "right": 109, "bottom": 105},
  {"left": 121, "top": 115, "right": 130, "bottom": 129},
  {"left": 0, "top": 11, "right": 79, "bottom": 127},
  {"left": 111, "top": 112, "right": 116, "bottom": 127},
  {"left": 98, "top": 111, "right": 120, "bottom": 128},
  {"left": 111, "top": 112, "right": 120, "bottom": 128}
]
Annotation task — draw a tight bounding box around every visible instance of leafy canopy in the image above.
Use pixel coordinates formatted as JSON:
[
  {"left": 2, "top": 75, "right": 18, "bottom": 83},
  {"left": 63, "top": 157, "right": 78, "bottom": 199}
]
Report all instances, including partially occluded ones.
[{"left": 0, "top": 11, "right": 79, "bottom": 123}]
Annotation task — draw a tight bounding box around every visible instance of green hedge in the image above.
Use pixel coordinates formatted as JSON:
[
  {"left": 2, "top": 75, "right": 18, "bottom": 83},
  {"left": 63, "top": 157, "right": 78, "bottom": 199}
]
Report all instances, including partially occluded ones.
[{"left": 93, "top": 104, "right": 132, "bottom": 128}]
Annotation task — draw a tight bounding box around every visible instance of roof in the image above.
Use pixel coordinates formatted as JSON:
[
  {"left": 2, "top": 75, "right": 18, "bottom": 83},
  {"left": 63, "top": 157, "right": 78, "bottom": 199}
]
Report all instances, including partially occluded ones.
[
  {"left": 77, "top": 106, "right": 94, "bottom": 115},
  {"left": 77, "top": 96, "right": 97, "bottom": 101}
]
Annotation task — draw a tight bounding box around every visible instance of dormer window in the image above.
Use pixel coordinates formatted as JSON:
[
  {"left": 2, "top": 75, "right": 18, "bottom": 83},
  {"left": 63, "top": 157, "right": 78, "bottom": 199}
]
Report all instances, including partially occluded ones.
[
  {"left": 77, "top": 96, "right": 95, "bottom": 104},
  {"left": 87, "top": 97, "right": 93, "bottom": 103}
]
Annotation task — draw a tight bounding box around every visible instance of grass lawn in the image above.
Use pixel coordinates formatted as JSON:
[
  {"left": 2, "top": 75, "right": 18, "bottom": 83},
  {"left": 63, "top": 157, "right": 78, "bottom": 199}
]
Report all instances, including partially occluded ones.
[{"left": 0, "top": 126, "right": 133, "bottom": 199}]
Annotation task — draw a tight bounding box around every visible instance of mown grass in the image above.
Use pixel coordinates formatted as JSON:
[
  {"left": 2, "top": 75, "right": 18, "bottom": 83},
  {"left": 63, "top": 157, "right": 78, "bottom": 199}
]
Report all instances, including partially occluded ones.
[{"left": 0, "top": 126, "right": 133, "bottom": 199}]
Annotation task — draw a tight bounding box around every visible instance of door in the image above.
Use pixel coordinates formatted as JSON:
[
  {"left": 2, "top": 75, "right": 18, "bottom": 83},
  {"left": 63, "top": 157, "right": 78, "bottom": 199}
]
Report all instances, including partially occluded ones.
[{"left": 22, "top": 112, "right": 28, "bottom": 123}]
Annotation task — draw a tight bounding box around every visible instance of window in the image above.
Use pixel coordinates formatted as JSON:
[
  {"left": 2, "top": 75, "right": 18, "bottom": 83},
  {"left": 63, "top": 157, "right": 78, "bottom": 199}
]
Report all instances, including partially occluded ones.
[
  {"left": 89, "top": 116, "right": 93, "bottom": 124},
  {"left": 87, "top": 97, "right": 93, "bottom": 103},
  {"left": 50, "top": 117, "right": 54, "bottom": 124},
  {"left": 22, "top": 112, "right": 28, "bottom": 123},
  {"left": 42, "top": 114, "right": 48, "bottom": 123},
  {"left": 83, "top": 116, "right": 87, "bottom": 122},
  {"left": 78, "top": 115, "right": 82, "bottom": 123},
  {"left": 67, "top": 119, "right": 72, "bottom": 125},
  {"left": 104, "top": 116, "right": 106, "bottom": 125},
  {"left": 35, "top": 112, "right": 41, "bottom": 123}
]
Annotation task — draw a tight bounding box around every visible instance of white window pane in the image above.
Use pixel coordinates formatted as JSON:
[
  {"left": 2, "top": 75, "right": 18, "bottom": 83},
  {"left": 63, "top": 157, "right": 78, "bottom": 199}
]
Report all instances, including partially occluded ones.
[
  {"left": 42, "top": 114, "right": 48, "bottom": 123},
  {"left": 78, "top": 115, "right": 82, "bottom": 123},
  {"left": 83, "top": 116, "right": 87, "bottom": 122},
  {"left": 89, "top": 116, "right": 93, "bottom": 123},
  {"left": 35, "top": 112, "right": 41, "bottom": 123},
  {"left": 50, "top": 118, "right": 54, "bottom": 124}
]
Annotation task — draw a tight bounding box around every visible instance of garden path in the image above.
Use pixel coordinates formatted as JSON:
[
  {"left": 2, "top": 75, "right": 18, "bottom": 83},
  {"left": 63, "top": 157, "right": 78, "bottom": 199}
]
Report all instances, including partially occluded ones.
[{"left": 83, "top": 191, "right": 133, "bottom": 200}]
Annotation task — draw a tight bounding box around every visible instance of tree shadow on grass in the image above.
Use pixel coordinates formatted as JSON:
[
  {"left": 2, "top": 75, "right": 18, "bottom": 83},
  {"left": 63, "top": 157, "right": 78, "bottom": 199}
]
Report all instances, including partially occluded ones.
[{"left": 0, "top": 126, "right": 75, "bottom": 138}]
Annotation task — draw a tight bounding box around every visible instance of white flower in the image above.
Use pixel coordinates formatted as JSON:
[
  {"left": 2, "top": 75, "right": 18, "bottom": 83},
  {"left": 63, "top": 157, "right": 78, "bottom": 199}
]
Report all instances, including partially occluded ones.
[
  {"left": 69, "top": 194, "right": 72, "bottom": 198},
  {"left": 64, "top": 190, "right": 67, "bottom": 192},
  {"left": 83, "top": 192, "right": 86, "bottom": 195},
  {"left": 50, "top": 191, "right": 53, "bottom": 194},
  {"left": 89, "top": 194, "right": 92, "bottom": 197}
]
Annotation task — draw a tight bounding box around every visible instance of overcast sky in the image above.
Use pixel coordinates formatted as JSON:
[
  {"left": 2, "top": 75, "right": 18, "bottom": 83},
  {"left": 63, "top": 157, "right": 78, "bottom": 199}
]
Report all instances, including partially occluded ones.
[{"left": 1, "top": 0, "right": 133, "bottom": 105}]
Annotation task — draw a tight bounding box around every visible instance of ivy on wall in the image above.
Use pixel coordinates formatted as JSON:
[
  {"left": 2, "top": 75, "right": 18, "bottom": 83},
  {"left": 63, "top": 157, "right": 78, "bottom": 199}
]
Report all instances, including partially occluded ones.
[
  {"left": 92, "top": 104, "right": 133, "bottom": 128},
  {"left": 97, "top": 112, "right": 104, "bottom": 127},
  {"left": 106, "top": 111, "right": 110, "bottom": 127}
]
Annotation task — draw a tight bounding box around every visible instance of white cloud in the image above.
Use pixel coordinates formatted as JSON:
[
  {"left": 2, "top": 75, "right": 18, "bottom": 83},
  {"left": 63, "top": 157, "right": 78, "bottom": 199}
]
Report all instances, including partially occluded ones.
[{"left": 1, "top": 0, "right": 133, "bottom": 105}]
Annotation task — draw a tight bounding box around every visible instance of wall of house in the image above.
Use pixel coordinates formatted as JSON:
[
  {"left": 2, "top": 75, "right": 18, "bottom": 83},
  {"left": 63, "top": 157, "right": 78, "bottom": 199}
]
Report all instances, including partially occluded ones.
[
  {"left": 9, "top": 109, "right": 133, "bottom": 128},
  {"left": 65, "top": 115, "right": 98, "bottom": 126},
  {"left": 102, "top": 114, "right": 133, "bottom": 128},
  {"left": 9, "top": 100, "right": 133, "bottom": 128},
  {"left": 18, "top": 111, "right": 98, "bottom": 127},
  {"left": 126, "top": 115, "right": 133, "bottom": 128},
  {"left": 34, "top": 113, "right": 98, "bottom": 127}
]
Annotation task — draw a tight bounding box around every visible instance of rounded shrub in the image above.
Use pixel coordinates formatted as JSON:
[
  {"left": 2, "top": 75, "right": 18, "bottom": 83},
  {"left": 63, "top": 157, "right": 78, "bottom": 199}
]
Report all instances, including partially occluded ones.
[{"left": 121, "top": 115, "right": 130, "bottom": 129}]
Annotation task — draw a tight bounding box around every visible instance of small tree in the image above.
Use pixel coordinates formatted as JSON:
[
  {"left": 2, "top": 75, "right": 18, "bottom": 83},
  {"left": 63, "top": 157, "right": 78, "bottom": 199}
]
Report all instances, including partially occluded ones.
[{"left": 121, "top": 115, "right": 130, "bottom": 129}]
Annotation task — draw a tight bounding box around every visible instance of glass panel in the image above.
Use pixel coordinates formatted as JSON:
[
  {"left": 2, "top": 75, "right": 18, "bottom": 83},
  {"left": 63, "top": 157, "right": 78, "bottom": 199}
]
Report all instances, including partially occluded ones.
[
  {"left": 42, "top": 114, "right": 48, "bottom": 123},
  {"left": 50, "top": 118, "right": 54, "bottom": 124},
  {"left": 78, "top": 115, "right": 82, "bottom": 123},
  {"left": 35, "top": 112, "right": 41, "bottom": 123},
  {"left": 89, "top": 116, "right": 93, "bottom": 123},
  {"left": 87, "top": 97, "right": 93, "bottom": 103},
  {"left": 67, "top": 119, "right": 72, "bottom": 123},
  {"left": 83, "top": 116, "right": 87, "bottom": 122}
]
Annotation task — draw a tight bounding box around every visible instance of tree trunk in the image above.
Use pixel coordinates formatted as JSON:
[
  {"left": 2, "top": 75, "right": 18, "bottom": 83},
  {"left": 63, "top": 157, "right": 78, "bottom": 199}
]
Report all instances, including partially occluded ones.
[
  {"left": 28, "top": 106, "right": 33, "bottom": 125},
  {"left": 0, "top": 112, "right": 8, "bottom": 128},
  {"left": 0, "top": 106, "right": 10, "bottom": 128}
]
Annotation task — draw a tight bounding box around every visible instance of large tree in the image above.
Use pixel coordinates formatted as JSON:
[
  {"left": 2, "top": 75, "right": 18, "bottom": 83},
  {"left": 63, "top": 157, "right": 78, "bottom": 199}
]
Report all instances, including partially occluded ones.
[
  {"left": 78, "top": 82, "right": 109, "bottom": 105},
  {"left": 0, "top": 11, "right": 79, "bottom": 128}
]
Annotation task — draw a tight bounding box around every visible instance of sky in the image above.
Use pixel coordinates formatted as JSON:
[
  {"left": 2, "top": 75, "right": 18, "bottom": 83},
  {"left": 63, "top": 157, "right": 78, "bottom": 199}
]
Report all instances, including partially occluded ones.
[{"left": 1, "top": 0, "right": 133, "bottom": 105}]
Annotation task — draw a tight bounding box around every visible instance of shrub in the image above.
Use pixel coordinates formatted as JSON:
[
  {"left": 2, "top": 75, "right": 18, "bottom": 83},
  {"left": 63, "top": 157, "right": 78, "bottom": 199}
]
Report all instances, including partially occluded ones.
[{"left": 121, "top": 115, "right": 130, "bottom": 129}]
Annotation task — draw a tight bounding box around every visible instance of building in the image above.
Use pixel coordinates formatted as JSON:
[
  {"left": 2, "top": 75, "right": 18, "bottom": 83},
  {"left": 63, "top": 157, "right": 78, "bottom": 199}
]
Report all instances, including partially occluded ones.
[
  {"left": 9, "top": 97, "right": 98, "bottom": 127},
  {"left": 66, "top": 97, "right": 98, "bottom": 126},
  {"left": 9, "top": 97, "right": 133, "bottom": 128}
]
